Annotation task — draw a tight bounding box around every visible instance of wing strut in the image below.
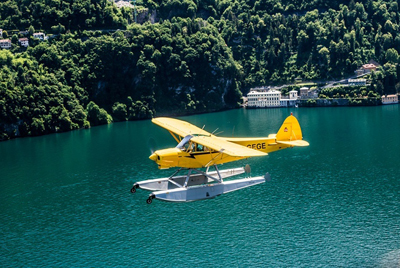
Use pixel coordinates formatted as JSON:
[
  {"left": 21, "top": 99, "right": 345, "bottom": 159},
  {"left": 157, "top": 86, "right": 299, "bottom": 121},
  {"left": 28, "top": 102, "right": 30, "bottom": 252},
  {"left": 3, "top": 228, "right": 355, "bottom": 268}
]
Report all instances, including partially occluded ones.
[
  {"left": 204, "top": 149, "right": 238, "bottom": 168},
  {"left": 169, "top": 131, "right": 181, "bottom": 143},
  {"left": 204, "top": 151, "right": 224, "bottom": 167}
]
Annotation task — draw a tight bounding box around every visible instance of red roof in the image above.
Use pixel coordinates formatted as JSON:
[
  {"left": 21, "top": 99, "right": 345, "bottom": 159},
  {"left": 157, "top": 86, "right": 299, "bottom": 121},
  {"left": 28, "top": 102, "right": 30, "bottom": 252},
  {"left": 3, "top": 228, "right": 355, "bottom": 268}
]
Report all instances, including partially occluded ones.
[{"left": 362, "top": 64, "right": 376, "bottom": 69}]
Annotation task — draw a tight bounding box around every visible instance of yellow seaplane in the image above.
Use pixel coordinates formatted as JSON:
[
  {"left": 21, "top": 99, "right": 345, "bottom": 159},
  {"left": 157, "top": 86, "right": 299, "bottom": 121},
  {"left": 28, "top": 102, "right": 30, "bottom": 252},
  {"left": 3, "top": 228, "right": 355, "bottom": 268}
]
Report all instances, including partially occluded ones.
[{"left": 131, "top": 113, "right": 309, "bottom": 204}]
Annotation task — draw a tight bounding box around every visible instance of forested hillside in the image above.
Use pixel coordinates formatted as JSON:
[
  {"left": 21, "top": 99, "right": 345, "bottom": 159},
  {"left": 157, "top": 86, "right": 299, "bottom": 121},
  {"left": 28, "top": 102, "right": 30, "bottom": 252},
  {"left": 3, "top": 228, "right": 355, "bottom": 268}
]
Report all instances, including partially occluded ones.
[{"left": 1, "top": 0, "right": 400, "bottom": 140}]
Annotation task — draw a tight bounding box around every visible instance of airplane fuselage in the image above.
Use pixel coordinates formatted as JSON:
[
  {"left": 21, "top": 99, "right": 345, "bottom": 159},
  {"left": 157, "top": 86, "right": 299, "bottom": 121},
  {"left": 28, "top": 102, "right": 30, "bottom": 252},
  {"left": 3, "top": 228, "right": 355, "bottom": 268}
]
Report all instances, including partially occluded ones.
[
  {"left": 223, "top": 135, "right": 291, "bottom": 153},
  {"left": 150, "top": 136, "right": 292, "bottom": 169}
]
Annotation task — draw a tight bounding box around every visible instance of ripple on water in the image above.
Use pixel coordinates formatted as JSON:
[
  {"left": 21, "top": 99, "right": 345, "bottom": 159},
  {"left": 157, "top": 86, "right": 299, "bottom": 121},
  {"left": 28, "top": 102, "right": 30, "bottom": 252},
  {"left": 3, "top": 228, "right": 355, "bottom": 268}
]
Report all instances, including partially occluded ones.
[{"left": 1, "top": 106, "right": 400, "bottom": 267}]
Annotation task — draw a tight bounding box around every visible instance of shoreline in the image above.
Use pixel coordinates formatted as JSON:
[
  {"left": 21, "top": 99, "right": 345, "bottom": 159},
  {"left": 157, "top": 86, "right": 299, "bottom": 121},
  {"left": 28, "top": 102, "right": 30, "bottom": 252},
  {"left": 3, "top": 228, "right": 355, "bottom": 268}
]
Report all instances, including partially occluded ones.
[
  {"left": 2, "top": 102, "right": 399, "bottom": 142},
  {"left": 245, "top": 97, "right": 400, "bottom": 108}
]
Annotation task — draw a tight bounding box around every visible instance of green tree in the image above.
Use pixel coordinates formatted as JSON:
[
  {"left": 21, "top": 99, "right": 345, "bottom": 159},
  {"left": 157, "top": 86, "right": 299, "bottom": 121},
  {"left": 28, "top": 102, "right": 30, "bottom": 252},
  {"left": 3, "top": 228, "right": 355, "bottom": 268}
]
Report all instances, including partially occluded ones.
[
  {"left": 28, "top": 25, "right": 35, "bottom": 36},
  {"left": 112, "top": 102, "right": 127, "bottom": 121},
  {"left": 386, "top": 48, "right": 399, "bottom": 63},
  {"left": 86, "top": 101, "right": 112, "bottom": 126},
  {"left": 11, "top": 34, "right": 18, "bottom": 44}
]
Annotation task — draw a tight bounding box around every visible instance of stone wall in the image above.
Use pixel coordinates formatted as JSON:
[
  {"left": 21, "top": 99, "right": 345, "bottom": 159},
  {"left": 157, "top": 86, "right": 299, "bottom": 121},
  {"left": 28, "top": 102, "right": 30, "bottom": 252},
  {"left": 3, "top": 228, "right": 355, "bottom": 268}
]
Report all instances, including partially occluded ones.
[{"left": 299, "top": 98, "right": 381, "bottom": 107}]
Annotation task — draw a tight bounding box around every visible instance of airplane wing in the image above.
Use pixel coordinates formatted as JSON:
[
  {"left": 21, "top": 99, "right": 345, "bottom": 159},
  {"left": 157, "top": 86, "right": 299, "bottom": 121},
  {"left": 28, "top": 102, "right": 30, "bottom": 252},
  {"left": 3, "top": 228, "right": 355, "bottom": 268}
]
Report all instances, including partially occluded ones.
[
  {"left": 191, "top": 135, "right": 267, "bottom": 157},
  {"left": 152, "top": 117, "right": 211, "bottom": 137},
  {"left": 152, "top": 117, "right": 267, "bottom": 157}
]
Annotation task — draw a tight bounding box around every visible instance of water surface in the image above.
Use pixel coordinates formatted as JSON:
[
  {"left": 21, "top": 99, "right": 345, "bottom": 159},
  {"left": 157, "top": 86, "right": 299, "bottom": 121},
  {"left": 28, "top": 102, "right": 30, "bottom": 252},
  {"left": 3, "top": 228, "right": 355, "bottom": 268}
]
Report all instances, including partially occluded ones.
[{"left": 1, "top": 106, "right": 400, "bottom": 267}]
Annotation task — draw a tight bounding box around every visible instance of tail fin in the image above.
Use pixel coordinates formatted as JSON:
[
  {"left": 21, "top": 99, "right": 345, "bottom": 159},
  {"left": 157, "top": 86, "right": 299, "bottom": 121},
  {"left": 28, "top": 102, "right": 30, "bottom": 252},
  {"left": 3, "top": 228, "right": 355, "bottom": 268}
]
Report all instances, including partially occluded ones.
[{"left": 276, "top": 114, "right": 309, "bottom": 146}]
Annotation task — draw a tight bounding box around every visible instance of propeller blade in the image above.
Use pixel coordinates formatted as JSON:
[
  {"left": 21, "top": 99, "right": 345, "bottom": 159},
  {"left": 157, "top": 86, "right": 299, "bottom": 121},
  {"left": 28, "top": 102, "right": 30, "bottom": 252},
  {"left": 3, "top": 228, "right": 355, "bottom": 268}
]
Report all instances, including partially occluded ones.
[{"left": 148, "top": 138, "right": 157, "bottom": 154}]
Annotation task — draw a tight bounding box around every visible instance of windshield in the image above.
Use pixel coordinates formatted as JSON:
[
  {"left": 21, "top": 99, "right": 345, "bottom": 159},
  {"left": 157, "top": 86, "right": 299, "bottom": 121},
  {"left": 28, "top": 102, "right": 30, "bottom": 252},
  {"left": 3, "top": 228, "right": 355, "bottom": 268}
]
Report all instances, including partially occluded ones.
[{"left": 176, "top": 135, "right": 193, "bottom": 149}]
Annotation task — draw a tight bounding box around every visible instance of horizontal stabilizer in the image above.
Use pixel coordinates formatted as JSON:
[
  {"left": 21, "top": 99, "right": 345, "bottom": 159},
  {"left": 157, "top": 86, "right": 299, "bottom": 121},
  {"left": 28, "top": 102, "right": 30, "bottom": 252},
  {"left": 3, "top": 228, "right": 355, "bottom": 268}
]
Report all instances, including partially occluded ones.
[{"left": 277, "top": 140, "right": 309, "bottom": 147}]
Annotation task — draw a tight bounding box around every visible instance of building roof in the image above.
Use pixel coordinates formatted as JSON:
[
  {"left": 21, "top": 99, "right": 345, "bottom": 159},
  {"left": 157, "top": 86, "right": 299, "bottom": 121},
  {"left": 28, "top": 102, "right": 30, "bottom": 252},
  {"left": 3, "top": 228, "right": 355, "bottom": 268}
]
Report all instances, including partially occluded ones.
[
  {"left": 0, "top": 39, "right": 11, "bottom": 43},
  {"left": 248, "top": 90, "right": 281, "bottom": 95},
  {"left": 362, "top": 64, "right": 376, "bottom": 69},
  {"left": 368, "top": 59, "right": 381, "bottom": 67},
  {"left": 19, "top": 38, "right": 28, "bottom": 41},
  {"left": 382, "top": 94, "right": 398, "bottom": 98}
]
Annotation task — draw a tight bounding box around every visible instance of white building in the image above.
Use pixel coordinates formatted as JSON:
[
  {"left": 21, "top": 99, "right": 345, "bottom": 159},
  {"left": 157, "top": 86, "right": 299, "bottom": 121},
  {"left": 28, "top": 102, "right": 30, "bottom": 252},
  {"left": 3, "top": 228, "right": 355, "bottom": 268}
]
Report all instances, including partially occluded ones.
[
  {"left": 0, "top": 29, "right": 2, "bottom": 37},
  {"left": 300, "top": 87, "right": 309, "bottom": 99},
  {"left": 247, "top": 90, "right": 281, "bottom": 108},
  {"left": 288, "top": 90, "right": 298, "bottom": 99},
  {"left": 280, "top": 90, "right": 298, "bottom": 107},
  {"left": 299, "top": 87, "right": 319, "bottom": 99},
  {"left": 308, "top": 90, "right": 318, "bottom": 99},
  {"left": 19, "top": 38, "right": 29, "bottom": 47},
  {"left": 348, "top": 79, "right": 366, "bottom": 86},
  {"left": 33, "top": 32, "right": 46, "bottom": 40},
  {"left": 382, "top": 94, "right": 398, "bottom": 104},
  {"left": 0, "top": 39, "right": 11, "bottom": 49}
]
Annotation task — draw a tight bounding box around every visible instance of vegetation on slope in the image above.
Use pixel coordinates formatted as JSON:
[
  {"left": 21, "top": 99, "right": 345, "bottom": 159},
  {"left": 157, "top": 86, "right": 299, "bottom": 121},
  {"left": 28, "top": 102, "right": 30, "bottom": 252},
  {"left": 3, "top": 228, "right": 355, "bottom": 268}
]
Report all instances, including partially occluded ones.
[
  {"left": 0, "top": 18, "right": 241, "bottom": 140},
  {"left": 1, "top": 0, "right": 400, "bottom": 140}
]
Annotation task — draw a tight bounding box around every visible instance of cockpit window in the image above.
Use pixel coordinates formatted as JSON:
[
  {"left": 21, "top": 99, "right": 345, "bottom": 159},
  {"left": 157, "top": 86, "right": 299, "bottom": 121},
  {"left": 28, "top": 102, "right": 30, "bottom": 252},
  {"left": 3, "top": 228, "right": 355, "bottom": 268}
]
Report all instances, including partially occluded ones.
[
  {"left": 184, "top": 141, "right": 194, "bottom": 152},
  {"left": 176, "top": 135, "right": 193, "bottom": 150},
  {"left": 196, "top": 144, "right": 204, "bottom": 152},
  {"left": 176, "top": 135, "right": 212, "bottom": 153}
]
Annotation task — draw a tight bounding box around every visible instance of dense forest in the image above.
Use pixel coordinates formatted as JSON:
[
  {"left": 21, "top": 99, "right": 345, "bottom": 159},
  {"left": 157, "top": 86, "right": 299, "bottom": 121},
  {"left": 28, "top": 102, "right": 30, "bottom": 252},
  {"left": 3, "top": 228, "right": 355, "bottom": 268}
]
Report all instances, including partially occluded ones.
[{"left": 1, "top": 0, "right": 400, "bottom": 140}]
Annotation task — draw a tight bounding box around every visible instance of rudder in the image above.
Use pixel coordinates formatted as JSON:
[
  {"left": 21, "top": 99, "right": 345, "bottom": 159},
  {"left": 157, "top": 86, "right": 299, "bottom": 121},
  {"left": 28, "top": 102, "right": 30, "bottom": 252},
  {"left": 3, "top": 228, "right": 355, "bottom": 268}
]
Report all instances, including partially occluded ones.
[{"left": 276, "top": 114, "right": 305, "bottom": 143}]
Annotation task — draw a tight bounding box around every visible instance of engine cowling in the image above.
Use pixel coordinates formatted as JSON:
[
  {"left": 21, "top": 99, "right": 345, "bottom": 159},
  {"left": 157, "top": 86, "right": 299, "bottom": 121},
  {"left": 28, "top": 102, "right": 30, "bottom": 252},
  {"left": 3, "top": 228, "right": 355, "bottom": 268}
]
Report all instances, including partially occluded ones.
[{"left": 149, "top": 148, "right": 182, "bottom": 169}]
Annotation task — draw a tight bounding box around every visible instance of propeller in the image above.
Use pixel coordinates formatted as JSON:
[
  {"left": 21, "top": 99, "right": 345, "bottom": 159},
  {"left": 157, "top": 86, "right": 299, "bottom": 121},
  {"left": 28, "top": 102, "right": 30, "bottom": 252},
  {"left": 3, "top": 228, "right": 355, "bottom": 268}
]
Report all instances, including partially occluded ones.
[{"left": 147, "top": 138, "right": 157, "bottom": 154}]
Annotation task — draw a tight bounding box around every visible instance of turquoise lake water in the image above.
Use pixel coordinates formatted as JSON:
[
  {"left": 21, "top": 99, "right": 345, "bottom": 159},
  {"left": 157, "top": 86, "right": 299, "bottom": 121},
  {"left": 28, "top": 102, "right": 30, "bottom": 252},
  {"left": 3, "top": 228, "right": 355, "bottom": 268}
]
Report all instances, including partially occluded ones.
[{"left": 1, "top": 105, "right": 400, "bottom": 267}]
